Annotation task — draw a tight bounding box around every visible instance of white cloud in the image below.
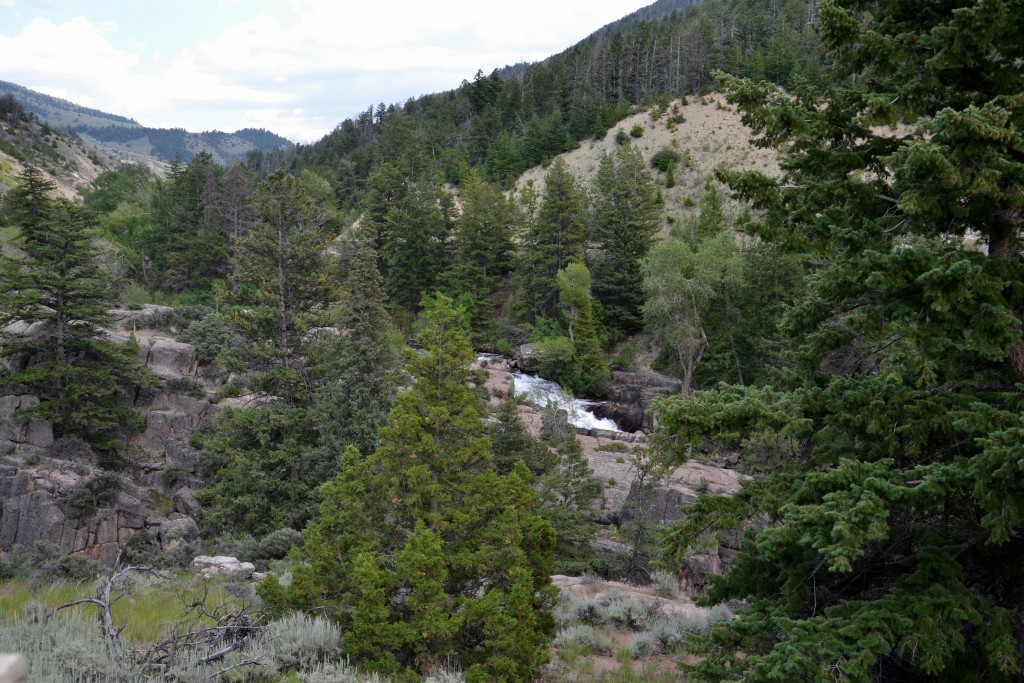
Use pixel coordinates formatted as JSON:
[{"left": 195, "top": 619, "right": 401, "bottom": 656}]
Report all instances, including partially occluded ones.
[{"left": 0, "top": 1, "right": 645, "bottom": 141}]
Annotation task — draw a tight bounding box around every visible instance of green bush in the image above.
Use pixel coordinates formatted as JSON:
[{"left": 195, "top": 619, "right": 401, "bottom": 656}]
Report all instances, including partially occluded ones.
[
  {"left": 650, "top": 148, "right": 681, "bottom": 172},
  {"left": 629, "top": 124, "right": 644, "bottom": 138},
  {"left": 615, "top": 129, "right": 629, "bottom": 145},
  {"left": 177, "top": 314, "right": 245, "bottom": 366}
]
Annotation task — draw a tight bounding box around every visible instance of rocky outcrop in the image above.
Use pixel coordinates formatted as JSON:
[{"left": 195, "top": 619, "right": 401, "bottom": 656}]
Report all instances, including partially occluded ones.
[
  {"left": 0, "top": 395, "right": 54, "bottom": 458},
  {"left": 158, "top": 515, "right": 201, "bottom": 550},
  {"left": 0, "top": 455, "right": 165, "bottom": 565},
  {"left": 595, "top": 369, "right": 684, "bottom": 432},
  {"left": 192, "top": 555, "right": 256, "bottom": 580},
  {"left": 134, "top": 391, "right": 219, "bottom": 485},
  {"left": 108, "top": 304, "right": 174, "bottom": 330}
]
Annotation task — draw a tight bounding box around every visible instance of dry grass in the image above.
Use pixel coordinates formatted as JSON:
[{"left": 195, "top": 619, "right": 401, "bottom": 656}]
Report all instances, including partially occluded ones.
[{"left": 515, "top": 94, "right": 780, "bottom": 233}]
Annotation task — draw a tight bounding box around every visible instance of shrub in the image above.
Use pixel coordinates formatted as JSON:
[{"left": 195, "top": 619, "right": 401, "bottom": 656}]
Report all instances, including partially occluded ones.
[
  {"left": 596, "top": 441, "right": 630, "bottom": 453},
  {"left": 572, "top": 597, "right": 604, "bottom": 625},
  {"left": 650, "top": 615, "right": 687, "bottom": 653},
  {"left": 177, "top": 314, "right": 245, "bottom": 366},
  {"left": 650, "top": 570, "right": 679, "bottom": 598},
  {"left": 615, "top": 129, "right": 629, "bottom": 145},
  {"left": 630, "top": 124, "right": 644, "bottom": 138},
  {"left": 650, "top": 148, "right": 681, "bottom": 173},
  {"left": 628, "top": 631, "right": 656, "bottom": 659},
  {"left": 266, "top": 613, "right": 342, "bottom": 671},
  {"left": 602, "top": 590, "right": 655, "bottom": 631},
  {"left": 46, "top": 436, "right": 96, "bottom": 463},
  {"left": 553, "top": 625, "right": 613, "bottom": 655},
  {"left": 161, "top": 464, "right": 189, "bottom": 490},
  {"left": 65, "top": 472, "right": 122, "bottom": 520}
]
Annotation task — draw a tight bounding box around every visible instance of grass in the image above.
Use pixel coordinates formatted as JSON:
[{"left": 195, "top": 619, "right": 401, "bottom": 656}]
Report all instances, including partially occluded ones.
[{"left": 0, "top": 576, "right": 244, "bottom": 642}]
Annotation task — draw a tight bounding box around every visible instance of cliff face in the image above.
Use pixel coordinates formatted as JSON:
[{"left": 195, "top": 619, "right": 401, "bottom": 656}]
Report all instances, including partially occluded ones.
[{"left": 0, "top": 306, "right": 217, "bottom": 565}]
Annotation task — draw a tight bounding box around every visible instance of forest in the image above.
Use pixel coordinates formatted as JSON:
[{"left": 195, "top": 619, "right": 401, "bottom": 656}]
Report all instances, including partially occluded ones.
[{"left": 0, "top": 0, "right": 1021, "bottom": 681}]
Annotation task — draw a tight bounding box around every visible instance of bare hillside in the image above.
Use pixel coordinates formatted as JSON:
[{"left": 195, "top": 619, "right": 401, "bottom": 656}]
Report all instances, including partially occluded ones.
[{"left": 516, "top": 93, "right": 780, "bottom": 229}]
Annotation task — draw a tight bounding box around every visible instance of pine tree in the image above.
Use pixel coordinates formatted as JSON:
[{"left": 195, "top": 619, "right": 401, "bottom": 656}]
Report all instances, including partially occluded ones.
[
  {"left": 281, "top": 295, "right": 557, "bottom": 681},
  {"left": 0, "top": 168, "right": 153, "bottom": 453},
  {"left": 445, "top": 170, "right": 517, "bottom": 338},
  {"left": 590, "top": 145, "right": 662, "bottom": 337},
  {"left": 310, "top": 242, "right": 400, "bottom": 457},
  {"left": 228, "top": 171, "right": 337, "bottom": 388},
  {"left": 518, "top": 158, "right": 588, "bottom": 322},
  {"left": 657, "top": 1, "right": 1024, "bottom": 679}
]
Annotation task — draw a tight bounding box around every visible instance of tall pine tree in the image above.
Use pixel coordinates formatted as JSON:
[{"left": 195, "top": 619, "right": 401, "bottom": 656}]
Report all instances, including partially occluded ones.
[
  {"left": 0, "top": 168, "right": 153, "bottom": 453},
  {"left": 658, "top": 0, "right": 1024, "bottom": 679}
]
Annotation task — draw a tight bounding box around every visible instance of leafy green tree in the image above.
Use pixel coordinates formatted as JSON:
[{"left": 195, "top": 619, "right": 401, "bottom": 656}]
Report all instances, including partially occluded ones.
[
  {"left": 643, "top": 233, "right": 743, "bottom": 394},
  {"left": 518, "top": 158, "right": 588, "bottom": 322},
  {"left": 279, "top": 295, "right": 557, "bottom": 681},
  {"left": 488, "top": 396, "right": 557, "bottom": 475},
  {"left": 590, "top": 145, "right": 662, "bottom": 337},
  {"left": 658, "top": 1, "right": 1024, "bottom": 679},
  {"left": 534, "top": 263, "right": 610, "bottom": 395},
  {"left": 0, "top": 168, "right": 153, "bottom": 453}
]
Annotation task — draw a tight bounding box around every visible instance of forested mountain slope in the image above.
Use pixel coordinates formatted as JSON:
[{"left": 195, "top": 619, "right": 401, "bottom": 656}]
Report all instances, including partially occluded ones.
[
  {"left": 293, "top": 0, "right": 823, "bottom": 208},
  {"left": 0, "top": 79, "right": 292, "bottom": 167}
]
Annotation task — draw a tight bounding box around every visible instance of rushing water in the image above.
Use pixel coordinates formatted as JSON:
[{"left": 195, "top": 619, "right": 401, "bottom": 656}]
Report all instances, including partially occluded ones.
[
  {"left": 511, "top": 371, "right": 622, "bottom": 432},
  {"left": 476, "top": 354, "right": 622, "bottom": 432}
]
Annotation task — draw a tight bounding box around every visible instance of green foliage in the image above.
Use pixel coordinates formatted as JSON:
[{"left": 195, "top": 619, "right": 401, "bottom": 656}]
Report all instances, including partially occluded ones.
[
  {"left": 226, "top": 170, "right": 337, "bottom": 391},
  {"left": 591, "top": 146, "right": 663, "bottom": 337},
  {"left": 280, "top": 296, "right": 557, "bottom": 681},
  {"left": 650, "top": 147, "right": 680, "bottom": 173},
  {"left": 176, "top": 313, "right": 246, "bottom": 367},
  {"left": 657, "top": 1, "right": 1024, "bottom": 680},
  {"left": 629, "top": 124, "right": 644, "bottom": 138},
  {"left": 195, "top": 403, "right": 320, "bottom": 536},
  {"left": 444, "top": 171, "right": 517, "bottom": 338},
  {"left": 517, "top": 159, "right": 588, "bottom": 322},
  {"left": 309, "top": 241, "right": 400, "bottom": 456},
  {"left": 643, "top": 232, "right": 743, "bottom": 394},
  {"left": 488, "top": 396, "right": 557, "bottom": 475},
  {"left": 0, "top": 167, "right": 155, "bottom": 451}
]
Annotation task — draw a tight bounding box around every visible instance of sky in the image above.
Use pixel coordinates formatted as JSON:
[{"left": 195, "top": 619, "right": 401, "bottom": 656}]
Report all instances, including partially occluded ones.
[{"left": 0, "top": 0, "right": 648, "bottom": 143}]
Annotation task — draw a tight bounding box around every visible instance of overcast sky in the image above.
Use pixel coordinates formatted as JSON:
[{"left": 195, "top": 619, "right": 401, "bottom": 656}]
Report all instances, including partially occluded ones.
[{"left": 0, "top": 0, "right": 647, "bottom": 143}]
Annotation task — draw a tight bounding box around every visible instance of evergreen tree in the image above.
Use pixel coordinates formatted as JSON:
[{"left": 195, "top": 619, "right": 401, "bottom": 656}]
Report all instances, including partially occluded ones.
[
  {"left": 228, "top": 171, "right": 337, "bottom": 389},
  {"left": 310, "top": 242, "right": 401, "bottom": 457},
  {"left": 590, "top": 145, "right": 662, "bottom": 337},
  {"left": 279, "top": 295, "right": 557, "bottom": 682},
  {"left": 148, "top": 152, "right": 228, "bottom": 293},
  {"left": 445, "top": 171, "right": 517, "bottom": 338},
  {"left": 658, "top": 1, "right": 1024, "bottom": 679},
  {"left": 0, "top": 169, "right": 153, "bottom": 453},
  {"left": 518, "top": 158, "right": 588, "bottom": 322}
]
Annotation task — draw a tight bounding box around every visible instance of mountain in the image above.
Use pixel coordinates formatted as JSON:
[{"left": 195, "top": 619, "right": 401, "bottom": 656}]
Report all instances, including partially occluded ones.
[
  {"left": 0, "top": 91, "right": 111, "bottom": 197},
  {"left": 297, "top": 0, "right": 824, "bottom": 206},
  {"left": 0, "top": 79, "right": 292, "bottom": 167}
]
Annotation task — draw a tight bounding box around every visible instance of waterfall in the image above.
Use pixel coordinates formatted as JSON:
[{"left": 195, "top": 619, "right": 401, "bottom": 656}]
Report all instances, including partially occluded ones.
[{"left": 511, "top": 371, "right": 621, "bottom": 432}]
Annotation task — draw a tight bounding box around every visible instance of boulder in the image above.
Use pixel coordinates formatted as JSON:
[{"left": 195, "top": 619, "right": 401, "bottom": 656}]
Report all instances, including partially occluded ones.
[
  {"left": 601, "top": 370, "right": 684, "bottom": 432},
  {"left": 145, "top": 340, "right": 198, "bottom": 381},
  {"left": 516, "top": 344, "right": 541, "bottom": 373},
  {"left": 192, "top": 555, "right": 256, "bottom": 580},
  {"left": 173, "top": 487, "right": 201, "bottom": 518},
  {"left": 108, "top": 304, "right": 174, "bottom": 328},
  {"left": 158, "top": 516, "right": 200, "bottom": 550}
]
